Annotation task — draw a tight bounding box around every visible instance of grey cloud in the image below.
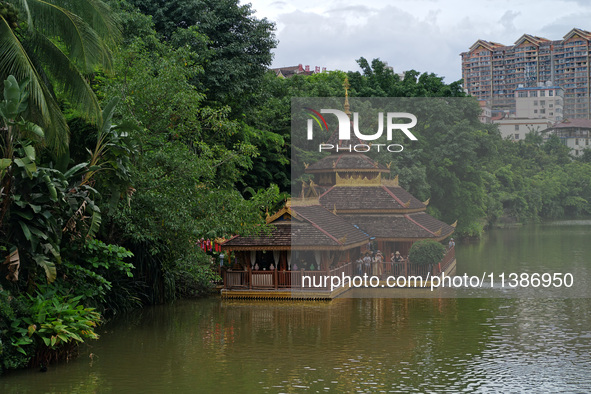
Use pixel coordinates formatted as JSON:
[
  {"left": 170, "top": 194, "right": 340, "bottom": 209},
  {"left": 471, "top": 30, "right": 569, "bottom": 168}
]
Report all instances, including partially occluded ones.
[
  {"left": 539, "top": 12, "right": 591, "bottom": 38},
  {"left": 273, "top": 5, "right": 464, "bottom": 81},
  {"left": 325, "top": 5, "right": 374, "bottom": 14},
  {"left": 561, "top": 0, "right": 591, "bottom": 6},
  {"left": 499, "top": 10, "right": 520, "bottom": 31}
]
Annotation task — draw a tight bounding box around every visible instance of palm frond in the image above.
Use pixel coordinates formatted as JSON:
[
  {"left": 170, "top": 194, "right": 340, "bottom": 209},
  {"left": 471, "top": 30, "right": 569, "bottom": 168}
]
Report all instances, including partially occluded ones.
[
  {"left": 0, "top": 17, "right": 70, "bottom": 151},
  {"left": 54, "top": 0, "right": 121, "bottom": 43},
  {"left": 17, "top": 0, "right": 113, "bottom": 72},
  {"left": 27, "top": 30, "right": 101, "bottom": 123},
  {"left": 0, "top": 16, "right": 49, "bottom": 118}
]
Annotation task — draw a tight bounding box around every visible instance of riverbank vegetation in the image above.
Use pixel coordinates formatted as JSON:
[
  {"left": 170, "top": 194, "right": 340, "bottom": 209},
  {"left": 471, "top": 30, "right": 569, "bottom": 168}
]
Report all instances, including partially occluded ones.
[{"left": 2, "top": 0, "right": 591, "bottom": 373}]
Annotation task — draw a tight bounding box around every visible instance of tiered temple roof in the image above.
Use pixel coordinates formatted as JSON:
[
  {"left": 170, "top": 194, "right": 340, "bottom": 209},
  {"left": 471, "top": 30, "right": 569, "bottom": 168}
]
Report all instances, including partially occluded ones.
[
  {"left": 305, "top": 153, "right": 389, "bottom": 174},
  {"left": 313, "top": 172, "right": 455, "bottom": 242},
  {"left": 221, "top": 201, "right": 369, "bottom": 251},
  {"left": 319, "top": 174, "right": 425, "bottom": 213},
  {"left": 340, "top": 213, "right": 455, "bottom": 242}
]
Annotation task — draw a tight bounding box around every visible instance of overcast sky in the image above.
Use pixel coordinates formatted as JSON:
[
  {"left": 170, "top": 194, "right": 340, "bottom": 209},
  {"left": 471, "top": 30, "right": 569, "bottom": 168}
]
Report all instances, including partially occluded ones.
[{"left": 241, "top": 0, "right": 591, "bottom": 83}]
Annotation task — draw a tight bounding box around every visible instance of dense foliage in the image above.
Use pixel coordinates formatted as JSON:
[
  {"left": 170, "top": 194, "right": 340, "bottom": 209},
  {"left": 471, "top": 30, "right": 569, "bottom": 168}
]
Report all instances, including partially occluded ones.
[{"left": 0, "top": 0, "right": 280, "bottom": 372}]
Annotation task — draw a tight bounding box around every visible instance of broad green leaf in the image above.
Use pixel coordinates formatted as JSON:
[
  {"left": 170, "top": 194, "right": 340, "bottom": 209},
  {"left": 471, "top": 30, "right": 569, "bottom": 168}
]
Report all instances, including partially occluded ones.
[
  {"left": 64, "top": 162, "right": 88, "bottom": 179},
  {"left": 86, "top": 209, "right": 102, "bottom": 239},
  {"left": 0, "top": 158, "right": 12, "bottom": 171},
  {"left": 15, "top": 210, "right": 34, "bottom": 220},
  {"left": 23, "top": 145, "right": 36, "bottom": 161},
  {"left": 20, "top": 120, "right": 44, "bottom": 138},
  {"left": 70, "top": 333, "right": 83, "bottom": 342},
  {"left": 42, "top": 173, "right": 58, "bottom": 201},
  {"left": 29, "top": 226, "right": 49, "bottom": 240},
  {"left": 14, "top": 157, "right": 37, "bottom": 177},
  {"left": 18, "top": 221, "right": 32, "bottom": 240},
  {"left": 13, "top": 158, "right": 25, "bottom": 167}
]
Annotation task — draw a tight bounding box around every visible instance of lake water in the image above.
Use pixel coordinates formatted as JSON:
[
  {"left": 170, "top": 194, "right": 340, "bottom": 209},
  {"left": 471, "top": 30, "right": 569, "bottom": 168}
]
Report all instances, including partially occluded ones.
[{"left": 2, "top": 221, "right": 591, "bottom": 393}]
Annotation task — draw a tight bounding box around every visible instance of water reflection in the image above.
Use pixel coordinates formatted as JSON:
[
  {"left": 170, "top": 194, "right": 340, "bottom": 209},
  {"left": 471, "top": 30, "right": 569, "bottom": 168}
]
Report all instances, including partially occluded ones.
[
  {"left": 4, "top": 297, "right": 590, "bottom": 393},
  {"left": 2, "top": 222, "right": 591, "bottom": 392}
]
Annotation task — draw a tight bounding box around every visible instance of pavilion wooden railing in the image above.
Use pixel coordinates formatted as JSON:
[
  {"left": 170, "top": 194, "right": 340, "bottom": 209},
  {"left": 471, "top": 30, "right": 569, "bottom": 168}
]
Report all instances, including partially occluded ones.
[
  {"left": 277, "top": 270, "right": 292, "bottom": 288},
  {"left": 435, "top": 246, "right": 455, "bottom": 275},
  {"left": 223, "top": 248, "right": 456, "bottom": 290},
  {"left": 224, "top": 270, "right": 249, "bottom": 289},
  {"left": 250, "top": 271, "right": 274, "bottom": 289}
]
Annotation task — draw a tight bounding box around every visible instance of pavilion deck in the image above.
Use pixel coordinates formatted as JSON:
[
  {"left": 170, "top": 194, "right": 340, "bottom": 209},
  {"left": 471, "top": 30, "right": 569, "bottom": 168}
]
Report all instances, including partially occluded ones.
[{"left": 221, "top": 247, "right": 456, "bottom": 299}]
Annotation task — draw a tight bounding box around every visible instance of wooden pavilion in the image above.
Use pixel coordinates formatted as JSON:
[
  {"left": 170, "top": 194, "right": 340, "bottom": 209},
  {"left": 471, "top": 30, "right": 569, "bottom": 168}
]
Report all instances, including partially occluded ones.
[
  {"left": 220, "top": 86, "right": 456, "bottom": 298},
  {"left": 220, "top": 152, "right": 456, "bottom": 298}
]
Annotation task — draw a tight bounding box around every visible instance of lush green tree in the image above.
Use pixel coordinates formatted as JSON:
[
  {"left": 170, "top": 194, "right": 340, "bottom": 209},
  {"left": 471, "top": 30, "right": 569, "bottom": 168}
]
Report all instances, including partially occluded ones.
[
  {"left": 94, "top": 32, "right": 281, "bottom": 301},
  {"left": 1, "top": 76, "right": 117, "bottom": 288},
  {"left": 543, "top": 133, "right": 572, "bottom": 164},
  {"left": 349, "top": 57, "right": 466, "bottom": 98},
  {"left": 579, "top": 148, "right": 591, "bottom": 163},
  {"left": 125, "top": 0, "right": 277, "bottom": 112}
]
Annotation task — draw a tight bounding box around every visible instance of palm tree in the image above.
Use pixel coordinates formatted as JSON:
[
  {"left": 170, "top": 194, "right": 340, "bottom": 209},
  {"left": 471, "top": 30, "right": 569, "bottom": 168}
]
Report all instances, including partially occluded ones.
[{"left": 0, "top": 0, "right": 120, "bottom": 152}]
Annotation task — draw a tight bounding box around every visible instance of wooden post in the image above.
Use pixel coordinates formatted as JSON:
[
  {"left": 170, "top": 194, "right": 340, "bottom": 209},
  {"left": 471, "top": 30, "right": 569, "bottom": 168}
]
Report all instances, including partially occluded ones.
[
  {"left": 274, "top": 267, "right": 278, "bottom": 289},
  {"left": 248, "top": 265, "right": 252, "bottom": 289},
  {"left": 404, "top": 258, "right": 408, "bottom": 278}
]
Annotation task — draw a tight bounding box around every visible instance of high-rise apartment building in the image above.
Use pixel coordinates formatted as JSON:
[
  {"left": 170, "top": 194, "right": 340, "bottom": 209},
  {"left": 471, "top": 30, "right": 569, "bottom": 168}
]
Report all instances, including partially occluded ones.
[{"left": 461, "top": 28, "right": 591, "bottom": 119}]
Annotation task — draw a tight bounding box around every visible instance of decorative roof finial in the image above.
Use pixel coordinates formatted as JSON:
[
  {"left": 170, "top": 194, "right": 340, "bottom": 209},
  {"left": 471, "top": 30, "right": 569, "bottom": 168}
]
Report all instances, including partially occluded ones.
[{"left": 343, "top": 77, "right": 351, "bottom": 116}]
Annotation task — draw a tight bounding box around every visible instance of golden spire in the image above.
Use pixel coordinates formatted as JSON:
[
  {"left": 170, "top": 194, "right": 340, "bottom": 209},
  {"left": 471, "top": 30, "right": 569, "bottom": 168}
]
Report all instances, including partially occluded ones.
[{"left": 343, "top": 77, "right": 351, "bottom": 116}]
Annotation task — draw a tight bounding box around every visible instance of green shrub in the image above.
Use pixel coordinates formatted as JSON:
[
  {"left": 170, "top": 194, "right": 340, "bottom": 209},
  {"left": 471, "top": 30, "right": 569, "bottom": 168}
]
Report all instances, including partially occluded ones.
[
  {"left": 6, "top": 290, "right": 101, "bottom": 368},
  {"left": 58, "top": 239, "right": 137, "bottom": 314},
  {"left": 171, "top": 248, "right": 219, "bottom": 298},
  {"left": 408, "top": 240, "right": 446, "bottom": 265},
  {"left": 0, "top": 288, "right": 31, "bottom": 374}
]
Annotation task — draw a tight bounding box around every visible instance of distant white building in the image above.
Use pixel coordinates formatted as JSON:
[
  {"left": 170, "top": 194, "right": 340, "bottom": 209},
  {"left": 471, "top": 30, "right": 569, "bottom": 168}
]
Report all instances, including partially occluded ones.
[
  {"left": 492, "top": 84, "right": 563, "bottom": 139},
  {"left": 543, "top": 119, "right": 591, "bottom": 157},
  {"left": 514, "top": 85, "right": 564, "bottom": 123},
  {"left": 495, "top": 118, "right": 553, "bottom": 140}
]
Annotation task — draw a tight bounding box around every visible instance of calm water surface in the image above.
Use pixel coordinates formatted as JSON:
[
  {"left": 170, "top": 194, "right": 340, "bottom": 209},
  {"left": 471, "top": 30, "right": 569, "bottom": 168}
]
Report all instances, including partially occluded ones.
[{"left": 2, "top": 221, "right": 591, "bottom": 393}]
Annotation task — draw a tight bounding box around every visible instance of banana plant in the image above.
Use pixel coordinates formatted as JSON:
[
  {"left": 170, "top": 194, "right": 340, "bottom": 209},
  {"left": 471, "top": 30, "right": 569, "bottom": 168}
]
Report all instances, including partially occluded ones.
[
  {"left": 0, "top": 75, "right": 44, "bottom": 158},
  {"left": 1, "top": 75, "right": 44, "bottom": 222},
  {"left": 1, "top": 75, "right": 55, "bottom": 282},
  {"left": 80, "top": 96, "right": 138, "bottom": 214},
  {"left": 2, "top": 75, "right": 102, "bottom": 284},
  {"left": 8, "top": 158, "right": 104, "bottom": 283}
]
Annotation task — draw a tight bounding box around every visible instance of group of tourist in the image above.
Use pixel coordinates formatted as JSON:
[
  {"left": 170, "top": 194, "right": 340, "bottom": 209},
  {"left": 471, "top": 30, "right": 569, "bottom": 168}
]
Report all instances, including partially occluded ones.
[
  {"left": 248, "top": 250, "right": 409, "bottom": 273},
  {"left": 253, "top": 261, "right": 319, "bottom": 271},
  {"left": 355, "top": 250, "right": 407, "bottom": 277}
]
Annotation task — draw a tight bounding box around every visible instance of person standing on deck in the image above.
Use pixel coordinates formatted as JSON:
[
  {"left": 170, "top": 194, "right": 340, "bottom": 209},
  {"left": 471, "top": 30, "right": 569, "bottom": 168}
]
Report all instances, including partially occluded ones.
[
  {"left": 448, "top": 238, "right": 455, "bottom": 250},
  {"left": 363, "top": 253, "right": 371, "bottom": 275},
  {"left": 375, "top": 250, "right": 384, "bottom": 277}
]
